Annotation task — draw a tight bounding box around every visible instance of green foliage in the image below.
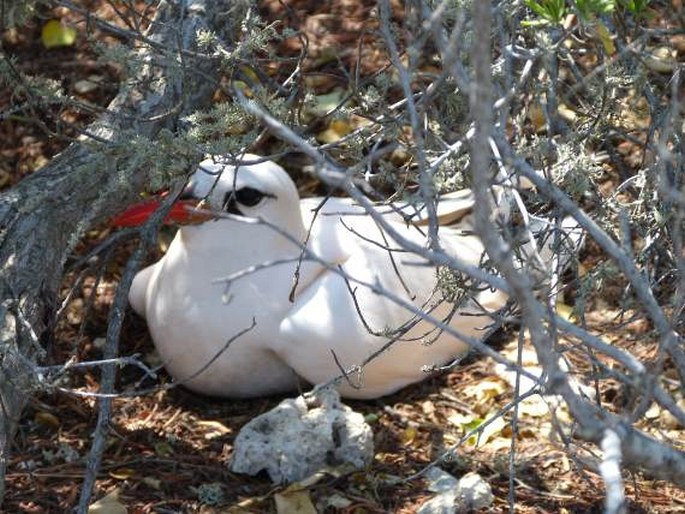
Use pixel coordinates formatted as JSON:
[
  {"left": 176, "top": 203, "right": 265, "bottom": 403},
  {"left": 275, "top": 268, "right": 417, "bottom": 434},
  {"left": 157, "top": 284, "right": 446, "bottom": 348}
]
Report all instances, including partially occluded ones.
[
  {"left": 196, "top": 28, "right": 218, "bottom": 50},
  {"left": 525, "top": 0, "right": 651, "bottom": 24},
  {"left": 191, "top": 12, "right": 279, "bottom": 72},
  {"left": 619, "top": 0, "right": 651, "bottom": 14},
  {"left": 243, "top": 17, "right": 278, "bottom": 53},
  {"left": 573, "top": 0, "right": 615, "bottom": 20},
  {"left": 550, "top": 143, "right": 603, "bottom": 201},
  {"left": 0, "top": 54, "right": 64, "bottom": 102},
  {"left": 93, "top": 41, "right": 144, "bottom": 80},
  {"left": 359, "top": 85, "right": 383, "bottom": 113},
  {"left": 525, "top": 0, "right": 625, "bottom": 23},
  {"left": 433, "top": 155, "right": 470, "bottom": 193},
  {"left": 184, "top": 102, "right": 257, "bottom": 156},
  {"left": 436, "top": 266, "right": 469, "bottom": 304},
  {"left": 524, "top": 0, "right": 567, "bottom": 24}
]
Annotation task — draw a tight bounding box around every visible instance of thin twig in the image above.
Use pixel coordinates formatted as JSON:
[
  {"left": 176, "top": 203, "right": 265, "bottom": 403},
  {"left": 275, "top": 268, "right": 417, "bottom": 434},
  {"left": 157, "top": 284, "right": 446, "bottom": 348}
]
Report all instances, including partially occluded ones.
[{"left": 77, "top": 181, "right": 186, "bottom": 512}]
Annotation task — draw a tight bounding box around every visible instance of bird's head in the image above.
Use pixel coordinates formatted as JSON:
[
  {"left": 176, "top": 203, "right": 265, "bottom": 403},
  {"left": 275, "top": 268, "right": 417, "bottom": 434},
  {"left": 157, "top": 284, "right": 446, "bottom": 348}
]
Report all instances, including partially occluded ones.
[
  {"left": 112, "top": 155, "right": 303, "bottom": 233},
  {"left": 188, "top": 155, "right": 300, "bottom": 222}
]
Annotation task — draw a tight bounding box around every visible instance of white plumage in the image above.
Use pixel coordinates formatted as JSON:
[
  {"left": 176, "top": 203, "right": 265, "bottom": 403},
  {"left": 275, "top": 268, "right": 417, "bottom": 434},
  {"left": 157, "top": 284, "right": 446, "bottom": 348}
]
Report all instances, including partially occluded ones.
[{"left": 129, "top": 155, "right": 512, "bottom": 399}]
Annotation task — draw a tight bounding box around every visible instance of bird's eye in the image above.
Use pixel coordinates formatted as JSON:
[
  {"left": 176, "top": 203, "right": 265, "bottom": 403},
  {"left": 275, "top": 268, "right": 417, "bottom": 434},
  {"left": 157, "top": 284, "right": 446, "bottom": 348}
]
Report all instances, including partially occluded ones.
[
  {"left": 221, "top": 187, "right": 275, "bottom": 214},
  {"left": 235, "top": 187, "right": 266, "bottom": 207}
]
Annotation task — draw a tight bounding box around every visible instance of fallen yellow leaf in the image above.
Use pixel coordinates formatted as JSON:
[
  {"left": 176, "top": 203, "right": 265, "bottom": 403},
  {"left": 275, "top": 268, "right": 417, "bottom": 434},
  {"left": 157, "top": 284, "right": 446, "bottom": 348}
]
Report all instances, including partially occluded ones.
[
  {"left": 556, "top": 301, "right": 575, "bottom": 321},
  {"left": 274, "top": 490, "right": 317, "bottom": 514},
  {"left": 316, "top": 119, "right": 353, "bottom": 144},
  {"left": 34, "top": 411, "right": 60, "bottom": 429},
  {"left": 238, "top": 66, "right": 261, "bottom": 86},
  {"left": 42, "top": 20, "right": 77, "bottom": 49},
  {"left": 557, "top": 103, "right": 577, "bottom": 123},
  {"left": 109, "top": 468, "right": 135, "bottom": 480},
  {"left": 88, "top": 488, "right": 126, "bottom": 514},
  {"left": 594, "top": 22, "right": 616, "bottom": 55},
  {"left": 463, "top": 378, "right": 508, "bottom": 403},
  {"left": 401, "top": 426, "right": 417, "bottom": 444},
  {"left": 643, "top": 46, "right": 677, "bottom": 73},
  {"left": 528, "top": 102, "right": 546, "bottom": 133}
]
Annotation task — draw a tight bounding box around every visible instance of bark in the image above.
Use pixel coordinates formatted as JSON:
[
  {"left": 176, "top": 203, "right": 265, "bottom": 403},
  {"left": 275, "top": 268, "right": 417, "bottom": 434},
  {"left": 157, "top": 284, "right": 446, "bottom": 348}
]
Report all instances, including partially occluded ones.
[{"left": 0, "top": 0, "right": 247, "bottom": 503}]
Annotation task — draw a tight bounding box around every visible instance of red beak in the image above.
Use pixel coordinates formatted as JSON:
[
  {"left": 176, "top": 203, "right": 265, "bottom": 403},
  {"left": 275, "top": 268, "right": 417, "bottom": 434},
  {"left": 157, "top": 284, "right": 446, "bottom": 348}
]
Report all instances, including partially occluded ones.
[{"left": 111, "top": 198, "right": 212, "bottom": 227}]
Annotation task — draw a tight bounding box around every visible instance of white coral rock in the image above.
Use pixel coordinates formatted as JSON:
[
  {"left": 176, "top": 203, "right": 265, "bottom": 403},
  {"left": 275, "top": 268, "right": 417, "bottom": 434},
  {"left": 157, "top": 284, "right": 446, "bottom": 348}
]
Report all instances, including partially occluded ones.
[{"left": 229, "top": 387, "right": 373, "bottom": 483}]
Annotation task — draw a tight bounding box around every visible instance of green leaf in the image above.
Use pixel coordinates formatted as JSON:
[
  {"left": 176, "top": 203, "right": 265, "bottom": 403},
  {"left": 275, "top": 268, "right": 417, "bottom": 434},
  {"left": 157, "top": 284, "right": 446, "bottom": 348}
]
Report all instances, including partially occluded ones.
[
  {"left": 619, "top": 0, "right": 651, "bottom": 14},
  {"left": 524, "top": 0, "right": 567, "bottom": 24},
  {"left": 573, "top": 0, "right": 615, "bottom": 21}
]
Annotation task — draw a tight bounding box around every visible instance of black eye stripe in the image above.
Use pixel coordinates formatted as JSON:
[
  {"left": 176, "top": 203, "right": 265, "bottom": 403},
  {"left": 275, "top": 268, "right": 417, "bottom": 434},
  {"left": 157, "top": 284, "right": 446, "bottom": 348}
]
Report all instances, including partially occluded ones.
[
  {"left": 222, "top": 193, "right": 242, "bottom": 215},
  {"left": 221, "top": 187, "right": 276, "bottom": 214},
  {"left": 235, "top": 187, "right": 265, "bottom": 207}
]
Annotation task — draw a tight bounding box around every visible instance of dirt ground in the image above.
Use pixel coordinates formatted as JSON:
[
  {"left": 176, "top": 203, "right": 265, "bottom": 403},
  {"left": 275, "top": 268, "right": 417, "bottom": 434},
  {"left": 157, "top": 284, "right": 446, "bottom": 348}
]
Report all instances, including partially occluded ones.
[{"left": 1, "top": 0, "right": 684, "bottom": 512}]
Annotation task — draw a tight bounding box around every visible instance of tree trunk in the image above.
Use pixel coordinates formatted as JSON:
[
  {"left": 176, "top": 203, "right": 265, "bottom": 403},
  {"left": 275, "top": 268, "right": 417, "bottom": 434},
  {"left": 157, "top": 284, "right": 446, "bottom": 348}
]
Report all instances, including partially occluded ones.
[{"left": 0, "top": 0, "right": 247, "bottom": 503}]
